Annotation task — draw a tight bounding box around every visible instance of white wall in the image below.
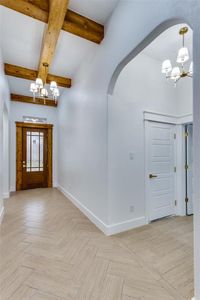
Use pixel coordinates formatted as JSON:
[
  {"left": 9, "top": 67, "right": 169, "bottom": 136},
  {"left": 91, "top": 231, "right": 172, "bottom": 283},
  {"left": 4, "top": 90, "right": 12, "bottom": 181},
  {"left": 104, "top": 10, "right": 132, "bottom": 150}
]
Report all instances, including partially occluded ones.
[
  {"left": 3, "top": 106, "right": 9, "bottom": 198},
  {"left": 10, "top": 102, "right": 58, "bottom": 191},
  {"left": 0, "top": 49, "right": 10, "bottom": 221},
  {"left": 176, "top": 76, "right": 193, "bottom": 116},
  {"left": 57, "top": 1, "right": 200, "bottom": 296},
  {"left": 108, "top": 51, "right": 192, "bottom": 225},
  {"left": 57, "top": 0, "right": 197, "bottom": 226}
]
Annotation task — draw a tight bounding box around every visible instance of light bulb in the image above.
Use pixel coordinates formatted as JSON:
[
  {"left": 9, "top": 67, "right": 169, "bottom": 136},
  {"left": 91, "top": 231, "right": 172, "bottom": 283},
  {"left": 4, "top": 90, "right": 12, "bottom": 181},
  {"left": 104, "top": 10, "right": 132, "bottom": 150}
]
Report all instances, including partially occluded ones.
[
  {"left": 50, "top": 81, "right": 57, "bottom": 91},
  {"left": 36, "top": 78, "right": 43, "bottom": 88},
  {"left": 41, "top": 88, "right": 48, "bottom": 98},
  {"left": 189, "top": 61, "right": 193, "bottom": 75},
  {"left": 52, "top": 88, "right": 60, "bottom": 100},
  {"left": 161, "top": 60, "right": 172, "bottom": 74},
  {"left": 177, "top": 47, "right": 189, "bottom": 63},
  {"left": 30, "top": 82, "right": 37, "bottom": 92},
  {"left": 171, "top": 67, "right": 181, "bottom": 80}
]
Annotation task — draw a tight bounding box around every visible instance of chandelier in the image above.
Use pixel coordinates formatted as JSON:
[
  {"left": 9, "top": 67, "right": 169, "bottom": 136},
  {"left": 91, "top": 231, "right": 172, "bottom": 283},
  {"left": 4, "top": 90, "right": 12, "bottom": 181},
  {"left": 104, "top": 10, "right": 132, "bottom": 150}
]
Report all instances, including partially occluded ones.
[
  {"left": 30, "top": 62, "right": 60, "bottom": 104},
  {"left": 161, "top": 26, "right": 193, "bottom": 86}
]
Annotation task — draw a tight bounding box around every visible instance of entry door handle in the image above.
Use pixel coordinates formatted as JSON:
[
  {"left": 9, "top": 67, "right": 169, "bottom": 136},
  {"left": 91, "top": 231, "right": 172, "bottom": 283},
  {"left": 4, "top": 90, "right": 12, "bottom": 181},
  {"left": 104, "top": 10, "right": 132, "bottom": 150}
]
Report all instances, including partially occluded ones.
[{"left": 149, "top": 174, "right": 158, "bottom": 179}]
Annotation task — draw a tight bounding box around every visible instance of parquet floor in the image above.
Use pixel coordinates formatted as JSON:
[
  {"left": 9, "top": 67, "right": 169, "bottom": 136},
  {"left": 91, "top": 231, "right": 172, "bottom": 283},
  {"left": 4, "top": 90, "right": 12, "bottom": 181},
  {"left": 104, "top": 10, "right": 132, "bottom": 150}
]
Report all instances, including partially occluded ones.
[{"left": 0, "top": 188, "right": 194, "bottom": 300}]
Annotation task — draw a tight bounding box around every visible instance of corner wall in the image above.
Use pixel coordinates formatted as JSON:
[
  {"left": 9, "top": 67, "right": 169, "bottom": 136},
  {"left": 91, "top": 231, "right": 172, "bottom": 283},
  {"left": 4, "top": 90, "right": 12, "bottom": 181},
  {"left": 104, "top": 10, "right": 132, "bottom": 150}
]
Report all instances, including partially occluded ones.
[{"left": 0, "top": 48, "right": 10, "bottom": 222}]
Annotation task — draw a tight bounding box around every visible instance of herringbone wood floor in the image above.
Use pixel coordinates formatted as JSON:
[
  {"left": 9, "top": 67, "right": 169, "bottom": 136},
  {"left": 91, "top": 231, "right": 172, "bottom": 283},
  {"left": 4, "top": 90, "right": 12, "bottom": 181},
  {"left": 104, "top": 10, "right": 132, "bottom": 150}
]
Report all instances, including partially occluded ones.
[{"left": 0, "top": 188, "right": 194, "bottom": 300}]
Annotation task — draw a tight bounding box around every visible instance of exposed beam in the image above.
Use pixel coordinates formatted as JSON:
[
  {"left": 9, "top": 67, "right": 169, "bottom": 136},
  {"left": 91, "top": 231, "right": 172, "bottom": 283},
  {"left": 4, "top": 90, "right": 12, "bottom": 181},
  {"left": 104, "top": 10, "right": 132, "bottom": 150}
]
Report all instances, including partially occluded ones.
[
  {"left": 4, "top": 63, "right": 72, "bottom": 88},
  {"left": 11, "top": 93, "right": 57, "bottom": 107},
  {"left": 38, "top": 0, "right": 69, "bottom": 82},
  {"left": 63, "top": 10, "right": 103, "bottom": 43},
  {"left": 0, "top": 0, "right": 104, "bottom": 44},
  {"left": 0, "top": 0, "right": 48, "bottom": 22}
]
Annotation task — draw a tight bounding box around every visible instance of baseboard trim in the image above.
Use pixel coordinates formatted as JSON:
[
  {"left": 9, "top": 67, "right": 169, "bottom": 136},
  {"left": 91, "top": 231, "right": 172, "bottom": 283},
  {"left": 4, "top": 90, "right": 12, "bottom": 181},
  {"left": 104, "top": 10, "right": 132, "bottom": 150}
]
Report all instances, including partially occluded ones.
[
  {"left": 0, "top": 206, "right": 5, "bottom": 224},
  {"left": 57, "top": 185, "right": 108, "bottom": 235},
  {"left": 106, "top": 216, "right": 147, "bottom": 235},
  {"left": 57, "top": 185, "right": 147, "bottom": 235},
  {"left": 3, "top": 192, "right": 10, "bottom": 199}
]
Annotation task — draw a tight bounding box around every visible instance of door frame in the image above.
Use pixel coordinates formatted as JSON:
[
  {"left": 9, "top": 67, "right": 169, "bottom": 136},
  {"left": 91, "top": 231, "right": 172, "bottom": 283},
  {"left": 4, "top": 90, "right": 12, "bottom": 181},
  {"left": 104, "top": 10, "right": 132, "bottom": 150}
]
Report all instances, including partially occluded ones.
[
  {"left": 16, "top": 122, "right": 53, "bottom": 191},
  {"left": 144, "top": 120, "right": 177, "bottom": 223},
  {"left": 184, "top": 123, "right": 193, "bottom": 216},
  {"left": 144, "top": 111, "right": 193, "bottom": 223}
]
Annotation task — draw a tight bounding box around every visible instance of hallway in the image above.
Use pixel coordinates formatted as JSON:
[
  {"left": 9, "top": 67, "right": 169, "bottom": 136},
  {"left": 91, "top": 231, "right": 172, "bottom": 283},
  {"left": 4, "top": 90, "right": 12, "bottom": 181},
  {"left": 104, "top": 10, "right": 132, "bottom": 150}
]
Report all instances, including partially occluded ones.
[{"left": 0, "top": 189, "right": 194, "bottom": 300}]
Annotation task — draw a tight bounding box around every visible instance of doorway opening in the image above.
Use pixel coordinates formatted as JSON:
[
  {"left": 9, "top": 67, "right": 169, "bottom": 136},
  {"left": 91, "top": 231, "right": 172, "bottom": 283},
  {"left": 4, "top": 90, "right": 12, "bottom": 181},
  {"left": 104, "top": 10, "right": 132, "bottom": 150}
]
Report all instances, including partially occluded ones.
[{"left": 16, "top": 122, "right": 53, "bottom": 190}]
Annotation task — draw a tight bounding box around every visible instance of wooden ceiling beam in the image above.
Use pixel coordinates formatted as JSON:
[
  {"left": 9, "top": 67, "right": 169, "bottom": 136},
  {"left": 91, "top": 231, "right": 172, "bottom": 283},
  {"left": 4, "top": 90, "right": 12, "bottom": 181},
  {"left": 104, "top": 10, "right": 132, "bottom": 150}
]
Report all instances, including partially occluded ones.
[
  {"left": 37, "top": 0, "right": 69, "bottom": 82},
  {"left": 4, "top": 63, "right": 72, "bottom": 88},
  {"left": 11, "top": 93, "right": 57, "bottom": 107},
  {"left": 0, "top": 0, "right": 48, "bottom": 22},
  {"left": 0, "top": 0, "right": 104, "bottom": 44}
]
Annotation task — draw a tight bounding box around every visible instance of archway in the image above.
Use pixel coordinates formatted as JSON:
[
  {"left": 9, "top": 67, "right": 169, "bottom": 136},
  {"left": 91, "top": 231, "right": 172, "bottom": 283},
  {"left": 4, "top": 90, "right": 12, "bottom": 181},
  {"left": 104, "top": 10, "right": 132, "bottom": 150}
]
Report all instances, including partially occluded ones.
[{"left": 107, "top": 20, "right": 198, "bottom": 300}]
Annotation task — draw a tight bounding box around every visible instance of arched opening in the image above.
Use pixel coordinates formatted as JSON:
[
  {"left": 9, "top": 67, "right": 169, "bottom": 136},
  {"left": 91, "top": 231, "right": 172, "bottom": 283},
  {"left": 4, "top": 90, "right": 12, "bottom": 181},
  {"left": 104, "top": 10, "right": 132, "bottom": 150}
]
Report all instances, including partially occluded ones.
[
  {"left": 3, "top": 104, "right": 9, "bottom": 199},
  {"left": 108, "top": 22, "right": 194, "bottom": 299}
]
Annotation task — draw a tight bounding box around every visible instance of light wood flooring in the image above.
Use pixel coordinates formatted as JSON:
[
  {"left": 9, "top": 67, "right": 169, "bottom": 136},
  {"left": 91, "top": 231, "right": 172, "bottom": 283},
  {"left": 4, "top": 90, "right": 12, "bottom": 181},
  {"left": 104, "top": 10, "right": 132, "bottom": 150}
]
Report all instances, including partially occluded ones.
[{"left": 0, "top": 188, "right": 194, "bottom": 300}]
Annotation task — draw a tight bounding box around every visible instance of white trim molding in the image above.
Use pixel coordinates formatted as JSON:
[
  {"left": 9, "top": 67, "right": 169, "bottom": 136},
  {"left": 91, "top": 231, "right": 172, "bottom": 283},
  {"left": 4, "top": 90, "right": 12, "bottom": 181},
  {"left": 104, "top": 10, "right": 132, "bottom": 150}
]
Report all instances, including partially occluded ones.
[
  {"left": 0, "top": 206, "right": 5, "bottom": 224},
  {"left": 144, "top": 111, "right": 193, "bottom": 125},
  {"left": 57, "top": 185, "right": 108, "bottom": 234},
  {"left": 10, "top": 186, "right": 16, "bottom": 193},
  {"left": 57, "top": 185, "right": 147, "bottom": 235},
  {"left": 3, "top": 192, "right": 10, "bottom": 199},
  {"left": 106, "top": 217, "right": 147, "bottom": 235}
]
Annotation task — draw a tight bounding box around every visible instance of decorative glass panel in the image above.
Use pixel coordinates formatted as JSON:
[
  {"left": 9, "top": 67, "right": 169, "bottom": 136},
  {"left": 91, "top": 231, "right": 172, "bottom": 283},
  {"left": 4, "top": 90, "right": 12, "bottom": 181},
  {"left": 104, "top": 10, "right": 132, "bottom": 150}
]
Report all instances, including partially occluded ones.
[
  {"left": 27, "top": 133, "right": 30, "bottom": 169},
  {"left": 40, "top": 135, "right": 44, "bottom": 170},
  {"left": 26, "top": 131, "right": 44, "bottom": 172}
]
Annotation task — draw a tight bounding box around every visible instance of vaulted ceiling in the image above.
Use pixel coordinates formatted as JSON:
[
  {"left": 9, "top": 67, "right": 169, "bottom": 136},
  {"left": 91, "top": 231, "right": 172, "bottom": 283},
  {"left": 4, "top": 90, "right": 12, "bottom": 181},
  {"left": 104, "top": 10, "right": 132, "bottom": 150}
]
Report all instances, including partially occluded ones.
[{"left": 0, "top": 0, "right": 119, "bottom": 107}]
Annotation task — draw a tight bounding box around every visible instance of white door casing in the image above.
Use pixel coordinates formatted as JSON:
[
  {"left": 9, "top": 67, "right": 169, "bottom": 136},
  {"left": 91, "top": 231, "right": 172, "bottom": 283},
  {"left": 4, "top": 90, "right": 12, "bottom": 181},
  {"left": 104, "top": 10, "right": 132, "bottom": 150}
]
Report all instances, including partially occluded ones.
[
  {"left": 145, "top": 121, "right": 176, "bottom": 221},
  {"left": 186, "top": 124, "right": 193, "bottom": 215}
]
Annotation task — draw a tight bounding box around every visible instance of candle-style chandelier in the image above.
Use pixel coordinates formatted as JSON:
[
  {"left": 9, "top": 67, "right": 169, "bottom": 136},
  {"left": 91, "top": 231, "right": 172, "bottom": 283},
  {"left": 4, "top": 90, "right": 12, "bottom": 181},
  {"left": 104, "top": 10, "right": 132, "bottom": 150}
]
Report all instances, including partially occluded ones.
[
  {"left": 161, "top": 26, "right": 193, "bottom": 86},
  {"left": 30, "top": 62, "right": 60, "bottom": 104}
]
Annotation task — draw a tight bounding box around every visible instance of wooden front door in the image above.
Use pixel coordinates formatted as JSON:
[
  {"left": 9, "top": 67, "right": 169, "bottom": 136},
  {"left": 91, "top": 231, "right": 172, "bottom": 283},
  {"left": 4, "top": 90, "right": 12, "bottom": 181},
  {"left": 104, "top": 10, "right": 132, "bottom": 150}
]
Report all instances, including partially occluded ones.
[
  {"left": 22, "top": 128, "right": 48, "bottom": 189},
  {"left": 16, "top": 122, "right": 53, "bottom": 191}
]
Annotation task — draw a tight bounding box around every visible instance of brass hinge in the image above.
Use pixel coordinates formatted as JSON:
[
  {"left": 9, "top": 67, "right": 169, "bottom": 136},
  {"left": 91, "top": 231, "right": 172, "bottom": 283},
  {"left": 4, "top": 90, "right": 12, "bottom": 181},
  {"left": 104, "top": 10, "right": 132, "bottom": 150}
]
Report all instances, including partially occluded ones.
[
  {"left": 175, "top": 200, "right": 177, "bottom": 206},
  {"left": 185, "top": 164, "right": 189, "bottom": 170},
  {"left": 185, "top": 131, "right": 189, "bottom": 138},
  {"left": 174, "top": 166, "right": 176, "bottom": 173},
  {"left": 174, "top": 133, "right": 176, "bottom": 139},
  {"left": 185, "top": 197, "right": 189, "bottom": 203}
]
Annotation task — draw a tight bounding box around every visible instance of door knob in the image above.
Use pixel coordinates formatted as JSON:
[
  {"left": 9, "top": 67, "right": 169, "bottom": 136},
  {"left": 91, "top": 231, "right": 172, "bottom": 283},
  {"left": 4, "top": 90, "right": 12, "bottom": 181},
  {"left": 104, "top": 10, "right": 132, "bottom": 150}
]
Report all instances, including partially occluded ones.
[{"left": 149, "top": 174, "right": 158, "bottom": 179}]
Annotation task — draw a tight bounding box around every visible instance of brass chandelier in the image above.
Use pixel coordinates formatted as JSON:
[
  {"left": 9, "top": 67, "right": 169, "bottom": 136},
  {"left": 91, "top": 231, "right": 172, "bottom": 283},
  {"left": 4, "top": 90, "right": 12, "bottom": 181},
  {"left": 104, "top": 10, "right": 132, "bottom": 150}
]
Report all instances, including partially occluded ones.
[
  {"left": 30, "top": 62, "right": 60, "bottom": 104},
  {"left": 161, "top": 26, "right": 193, "bottom": 86}
]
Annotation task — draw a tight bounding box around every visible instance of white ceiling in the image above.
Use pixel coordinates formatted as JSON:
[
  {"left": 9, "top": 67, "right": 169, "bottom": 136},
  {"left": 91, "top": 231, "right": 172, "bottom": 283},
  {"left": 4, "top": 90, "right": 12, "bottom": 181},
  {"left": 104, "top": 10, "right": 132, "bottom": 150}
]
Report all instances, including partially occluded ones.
[
  {"left": 143, "top": 23, "right": 193, "bottom": 63},
  {"left": 0, "top": 1, "right": 119, "bottom": 99},
  {"left": 68, "top": 0, "right": 119, "bottom": 24},
  {"left": 0, "top": 5, "right": 192, "bottom": 102}
]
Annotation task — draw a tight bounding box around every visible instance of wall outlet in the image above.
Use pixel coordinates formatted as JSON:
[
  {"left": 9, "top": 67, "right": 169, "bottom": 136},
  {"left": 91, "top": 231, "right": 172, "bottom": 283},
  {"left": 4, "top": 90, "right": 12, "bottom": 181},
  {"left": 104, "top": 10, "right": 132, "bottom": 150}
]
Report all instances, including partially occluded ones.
[
  {"left": 129, "top": 152, "right": 134, "bottom": 160},
  {"left": 129, "top": 205, "right": 135, "bottom": 212}
]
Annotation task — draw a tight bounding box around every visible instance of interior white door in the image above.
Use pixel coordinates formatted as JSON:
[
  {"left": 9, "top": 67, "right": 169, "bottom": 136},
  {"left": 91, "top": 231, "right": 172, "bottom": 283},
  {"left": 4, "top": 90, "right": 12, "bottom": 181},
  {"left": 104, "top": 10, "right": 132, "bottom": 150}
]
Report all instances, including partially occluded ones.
[
  {"left": 186, "top": 124, "right": 193, "bottom": 215},
  {"left": 146, "top": 121, "right": 175, "bottom": 221}
]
